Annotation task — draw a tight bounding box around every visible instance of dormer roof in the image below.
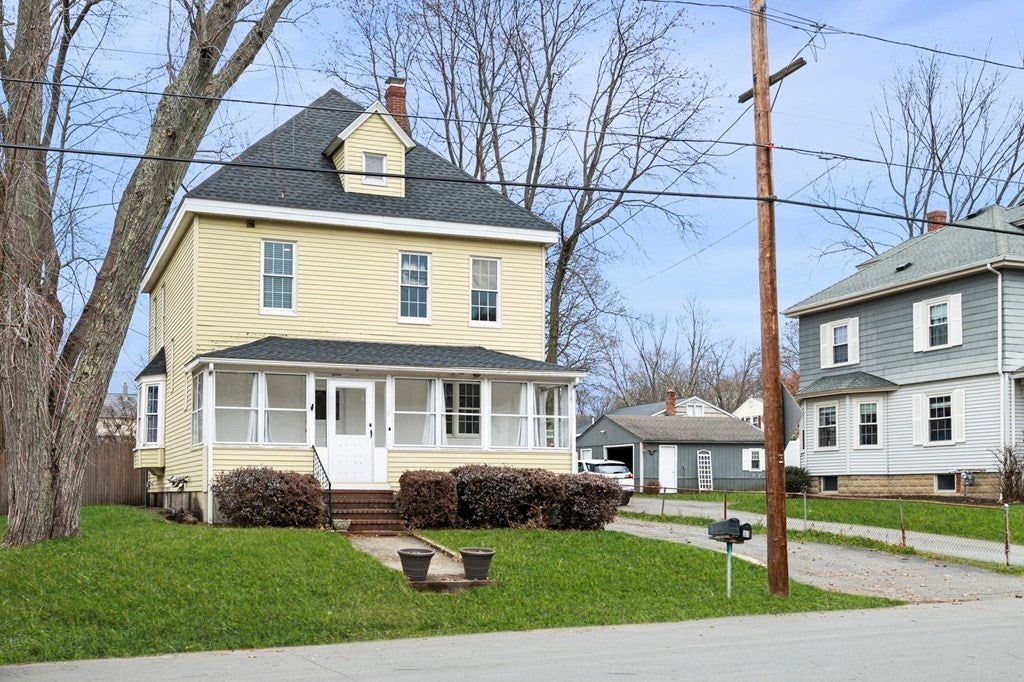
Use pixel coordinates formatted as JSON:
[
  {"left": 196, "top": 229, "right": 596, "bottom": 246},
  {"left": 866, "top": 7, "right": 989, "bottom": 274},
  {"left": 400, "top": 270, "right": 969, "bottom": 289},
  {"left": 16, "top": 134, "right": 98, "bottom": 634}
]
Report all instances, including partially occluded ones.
[{"left": 323, "top": 100, "right": 415, "bottom": 156}]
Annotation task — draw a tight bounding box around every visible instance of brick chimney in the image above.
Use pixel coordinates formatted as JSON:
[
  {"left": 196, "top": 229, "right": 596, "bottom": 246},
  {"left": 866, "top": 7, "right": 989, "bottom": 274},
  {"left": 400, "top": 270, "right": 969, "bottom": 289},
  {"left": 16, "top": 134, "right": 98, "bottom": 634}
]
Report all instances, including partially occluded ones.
[
  {"left": 384, "top": 76, "right": 410, "bottom": 134},
  {"left": 665, "top": 389, "right": 676, "bottom": 416},
  {"left": 926, "top": 210, "right": 947, "bottom": 233}
]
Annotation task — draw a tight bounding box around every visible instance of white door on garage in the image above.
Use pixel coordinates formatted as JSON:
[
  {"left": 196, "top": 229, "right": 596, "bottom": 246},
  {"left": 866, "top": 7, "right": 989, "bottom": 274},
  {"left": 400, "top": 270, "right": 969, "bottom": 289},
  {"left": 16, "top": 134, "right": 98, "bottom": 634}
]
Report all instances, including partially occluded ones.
[{"left": 658, "top": 444, "right": 677, "bottom": 492}]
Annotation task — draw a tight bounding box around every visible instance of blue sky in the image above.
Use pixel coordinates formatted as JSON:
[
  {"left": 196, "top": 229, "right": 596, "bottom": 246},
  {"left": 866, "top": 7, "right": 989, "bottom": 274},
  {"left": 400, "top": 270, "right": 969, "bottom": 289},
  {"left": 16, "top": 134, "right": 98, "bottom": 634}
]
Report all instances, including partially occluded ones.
[{"left": 106, "top": 0, "right": 1024, "bottom": 390}]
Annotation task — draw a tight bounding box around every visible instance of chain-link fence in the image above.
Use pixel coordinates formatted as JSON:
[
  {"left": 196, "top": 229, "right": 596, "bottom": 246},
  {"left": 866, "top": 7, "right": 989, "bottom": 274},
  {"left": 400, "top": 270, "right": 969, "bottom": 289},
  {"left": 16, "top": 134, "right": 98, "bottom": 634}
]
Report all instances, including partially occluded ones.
[{"left": 637, "top": 489, "right": 1024, "bottom": 566}]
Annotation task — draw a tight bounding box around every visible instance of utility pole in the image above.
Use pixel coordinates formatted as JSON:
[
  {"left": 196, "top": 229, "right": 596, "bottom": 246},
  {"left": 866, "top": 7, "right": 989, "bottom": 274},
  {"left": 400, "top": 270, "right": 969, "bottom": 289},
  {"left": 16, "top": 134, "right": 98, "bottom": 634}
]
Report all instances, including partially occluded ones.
[{"left": 748, "top": 0, "right": 789, "bottom": 596}]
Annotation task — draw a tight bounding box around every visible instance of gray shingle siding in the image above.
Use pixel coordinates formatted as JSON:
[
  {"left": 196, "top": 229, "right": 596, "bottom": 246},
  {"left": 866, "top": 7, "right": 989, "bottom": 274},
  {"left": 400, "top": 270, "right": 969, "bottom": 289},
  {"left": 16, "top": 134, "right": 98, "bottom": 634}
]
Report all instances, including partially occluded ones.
[
  {"left": 799, "top": 272, "right": 998, "bottom": 389},
  {"left": 188, "top": 90, "right": 555, "bottom": 233}
]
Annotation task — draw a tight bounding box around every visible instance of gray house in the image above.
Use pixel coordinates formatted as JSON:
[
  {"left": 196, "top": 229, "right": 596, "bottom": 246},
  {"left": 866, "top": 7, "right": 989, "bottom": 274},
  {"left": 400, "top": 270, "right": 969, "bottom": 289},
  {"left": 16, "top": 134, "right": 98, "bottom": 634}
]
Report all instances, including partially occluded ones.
[
  {"left": 785, "top": 205, "right": 1024, "bottom": 499},
  {"left": 578, "top": 393, "right": 765, "bottom": 491}
]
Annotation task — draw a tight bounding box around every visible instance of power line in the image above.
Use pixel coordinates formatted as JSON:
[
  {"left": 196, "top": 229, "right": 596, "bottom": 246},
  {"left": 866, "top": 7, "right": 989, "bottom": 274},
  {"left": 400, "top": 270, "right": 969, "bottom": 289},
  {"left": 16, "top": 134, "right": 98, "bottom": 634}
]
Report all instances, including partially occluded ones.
[
  {"left": 646, "top": 0, "right": 1024, "bottom": 73},
  {"left": 1, "top": 139, "right": 1019, "bottom": 240}
]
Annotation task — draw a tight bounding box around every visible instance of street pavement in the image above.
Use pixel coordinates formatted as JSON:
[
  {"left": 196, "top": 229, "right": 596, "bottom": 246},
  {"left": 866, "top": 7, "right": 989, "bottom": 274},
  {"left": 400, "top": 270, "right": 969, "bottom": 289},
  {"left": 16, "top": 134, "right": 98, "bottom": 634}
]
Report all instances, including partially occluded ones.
[{"left": 5, "top": 598, "right": 1023, "bottom": 680}]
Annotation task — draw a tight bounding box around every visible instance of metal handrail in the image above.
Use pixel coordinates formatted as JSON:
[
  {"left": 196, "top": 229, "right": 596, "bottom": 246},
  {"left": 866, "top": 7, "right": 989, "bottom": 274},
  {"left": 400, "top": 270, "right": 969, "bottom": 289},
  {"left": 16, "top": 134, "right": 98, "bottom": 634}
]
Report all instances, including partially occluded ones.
[{"left": 312, "top": 446, "right": 332, "bottom": 522}]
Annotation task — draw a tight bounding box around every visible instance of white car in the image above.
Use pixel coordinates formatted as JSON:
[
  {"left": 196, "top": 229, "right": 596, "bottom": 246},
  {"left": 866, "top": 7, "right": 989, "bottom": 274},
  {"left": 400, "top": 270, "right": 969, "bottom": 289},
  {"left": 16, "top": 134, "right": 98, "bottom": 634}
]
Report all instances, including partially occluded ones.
[{"left": 577, "top": 458, "right": 634, "bottom": 505}]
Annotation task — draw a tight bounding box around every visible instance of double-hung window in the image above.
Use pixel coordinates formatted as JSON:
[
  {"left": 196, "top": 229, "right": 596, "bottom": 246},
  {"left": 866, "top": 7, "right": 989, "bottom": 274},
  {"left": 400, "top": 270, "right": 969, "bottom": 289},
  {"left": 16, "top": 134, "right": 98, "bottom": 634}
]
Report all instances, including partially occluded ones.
[
  {"left": 819, "top": 318, "right": 859, "bottom": 368},
  {"left": 857, "top": 401, "right": 879, "bottom": 447},
  {"left": 399, "top": 253, "right": 430, "bottom": 322},
  {"left": 686, "top": 404, "right": 704, "bottom": 417},
  {"left": 816, "top": 405, "right": 837, "bottom": 449},
  {"left": 261, "top": 241, "right": 295, "bottom": 314},
  {"left": 363, "top": 152, "right": 387, "bottom": 186},
  {"left": 443, "top": 381, "right": 481, "bottom": 447},
  {"left": 470, "top": 258, "right": 499, "bottom": 324},
  {"left": 912, "top": 389, "right": 965, "bottom": 445},
  {"left": 928, "top": 395, "right": 952, "bottom": 443},
  {"left": 138, "top": 382, "right": 164, "bottom": 446},
  {"left": 913, "top": 294, "right": 962, "bottom": 351},
  {"left": 742, "top": 448, "right": 764, "bottom": 471}
]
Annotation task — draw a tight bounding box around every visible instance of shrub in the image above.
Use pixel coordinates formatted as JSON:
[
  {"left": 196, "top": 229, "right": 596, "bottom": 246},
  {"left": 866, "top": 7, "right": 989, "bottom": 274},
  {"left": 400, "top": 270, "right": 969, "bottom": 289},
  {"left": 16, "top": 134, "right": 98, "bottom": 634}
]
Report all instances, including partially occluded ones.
[
  {"left": 396, "top": 470, "right": 457, "bottom": 529},
  {"left": 557, "top": 473, "right": 621, "bottom": 530},
  {"left": 450, "top": 464, "right": 533, "bottom": 527},
  {"left": 213, "top": 467, "right": 327, "bottom": 528},
  {"left": 519, "top": 467, "right": 567, "bottom": 527},
  {"left": 785, "top": 466, "right": 812, "bottom": 494},
  {"left": 642, "top": 480, "right": 661, "bottom": 495},
  {"left": 994, "top": 446, "right": 1024, "bottom": 503}
]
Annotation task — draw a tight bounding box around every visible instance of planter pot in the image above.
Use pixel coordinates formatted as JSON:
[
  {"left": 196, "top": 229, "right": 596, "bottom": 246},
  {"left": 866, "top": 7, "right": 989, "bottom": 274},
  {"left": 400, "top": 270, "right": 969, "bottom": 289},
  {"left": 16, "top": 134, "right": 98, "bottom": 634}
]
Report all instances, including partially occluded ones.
[
  {"left": 460, "top": 547, "right": 496, "bottom": 580},
  {"left": 397, "top": 548, "right": 435, "bottom": 581}
]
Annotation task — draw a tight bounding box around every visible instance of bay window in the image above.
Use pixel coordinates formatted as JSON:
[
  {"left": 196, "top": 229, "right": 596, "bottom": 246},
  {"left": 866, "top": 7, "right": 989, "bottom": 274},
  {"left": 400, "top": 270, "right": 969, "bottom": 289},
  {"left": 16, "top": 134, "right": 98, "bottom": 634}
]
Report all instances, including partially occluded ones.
[
  {"left": 138, "top": 381, "right": 163, "bottom": 447},
  {"left": 191, "top": 374, "right": 204, "bottom": 445}
]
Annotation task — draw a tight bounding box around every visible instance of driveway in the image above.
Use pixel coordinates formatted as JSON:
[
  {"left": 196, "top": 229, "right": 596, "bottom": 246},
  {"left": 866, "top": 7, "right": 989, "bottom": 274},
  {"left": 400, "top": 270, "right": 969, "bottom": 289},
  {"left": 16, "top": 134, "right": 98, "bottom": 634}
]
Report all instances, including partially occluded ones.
[
  {"left": 612, "top": 503, "right": 1024, "bottom": 603},
  {"left": 5, "top": 598, "right": 1023, "bottom": 680}
]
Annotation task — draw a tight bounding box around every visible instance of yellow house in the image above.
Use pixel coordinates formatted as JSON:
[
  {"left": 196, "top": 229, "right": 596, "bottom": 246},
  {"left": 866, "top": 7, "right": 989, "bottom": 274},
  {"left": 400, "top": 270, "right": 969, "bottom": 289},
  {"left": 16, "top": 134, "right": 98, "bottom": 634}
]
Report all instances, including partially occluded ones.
[{"left": 133, "top": 81, "right": 583, "bottom": 521}]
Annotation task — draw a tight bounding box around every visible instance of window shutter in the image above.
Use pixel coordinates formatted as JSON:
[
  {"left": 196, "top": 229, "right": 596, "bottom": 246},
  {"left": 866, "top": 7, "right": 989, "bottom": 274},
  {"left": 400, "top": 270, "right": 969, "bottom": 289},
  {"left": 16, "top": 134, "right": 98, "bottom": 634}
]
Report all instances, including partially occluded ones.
[
  {"left": 912, "top": 393, "right": 924, "bottom": 445},
  {"left": 848, "top": 317, "right": 860, "bottom": 364},
  {"left": 948, "top": 293, "right": 963, "bottom": 347},
  {"left": 953, "top": 388, "right": 967, "bottom": 443},
  {"left": 741, "top": 448, "right": 752, "bottom": 471},
  {"left": 819, "top": 324, "right": 831, "bottom": 369},
  {"left": 912, "top": 301, "right": 925, "bottom": 352}
]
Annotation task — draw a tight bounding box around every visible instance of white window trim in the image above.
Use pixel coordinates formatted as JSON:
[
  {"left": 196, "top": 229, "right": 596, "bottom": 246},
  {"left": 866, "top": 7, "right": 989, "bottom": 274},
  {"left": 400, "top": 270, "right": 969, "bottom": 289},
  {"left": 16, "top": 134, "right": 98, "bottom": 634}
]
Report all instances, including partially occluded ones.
[
  {"left": 263, "top": 372, "right": 309, "bottom": 446},
  {"left": 820, "top": 475, "right": 839, "bottom": 493},
  {"left": 742, "top": 447, "right": 764, "bottom": 472},
  {"left": 442, "top": 380, "right": 483, "bottom": 448},
  {"left": 814, "top": 403, "right": 839, "bottom": 451},
  {"left": 137, "top": 379, "right": 165, "bottom": 448},
  {"left": 853, "top": 398, "right": 883, "bottom": 450},
  {"left": 191, "top": 373, "right": 205, "bottom": 447},
  {"left": 913, "top": 389, "right": 966, "bottom": 446},
  {"left": 392, "top": 377, "right": 439, "bottom": 447},
  {"left": 488, "top": 380, "right": 530, "bottom": 450},
  {"left": 398, "top": 252, "right": 431, "bottom": 324},
  {"left": 260, "top": 239, "right": 297, "bottom": 316},
  {"left": 212, "top": 370, "right": 260, "bottom": 445},
  {"left": 913, "top": 294, "right": 963, "bottom": 352},
  {"left": 362, "top": 152, "right": 387, "bottom": 186},
  {"left": 469, "top": 256, "right": 501, "bottom": 328},
  {"left": 934, "top": 473, "right": 958, "bottom": 493},
  {"left": 819, "top": 317, "right": 859, "bottom": 369}
]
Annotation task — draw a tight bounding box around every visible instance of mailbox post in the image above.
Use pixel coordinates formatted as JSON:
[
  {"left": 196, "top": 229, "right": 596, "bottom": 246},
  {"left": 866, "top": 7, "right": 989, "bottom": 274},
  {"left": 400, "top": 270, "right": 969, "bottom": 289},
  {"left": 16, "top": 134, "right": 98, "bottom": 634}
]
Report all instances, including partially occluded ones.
[{"left": 708, "top": 518, "right": 753, "bottom": 597}]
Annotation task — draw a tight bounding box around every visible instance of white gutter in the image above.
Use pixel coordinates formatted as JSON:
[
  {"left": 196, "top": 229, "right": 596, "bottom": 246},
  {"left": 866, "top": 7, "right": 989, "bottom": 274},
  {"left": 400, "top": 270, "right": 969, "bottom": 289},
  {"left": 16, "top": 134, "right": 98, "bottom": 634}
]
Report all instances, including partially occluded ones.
[
  {"left": 184, "top": 355, "right": 587, "bottom": 378},
  {"left": 986, "top": 262, "right": 1006, "bottom": 451},
  {"left": 205, "top": 363, "right": 215, "bottom": 523}
]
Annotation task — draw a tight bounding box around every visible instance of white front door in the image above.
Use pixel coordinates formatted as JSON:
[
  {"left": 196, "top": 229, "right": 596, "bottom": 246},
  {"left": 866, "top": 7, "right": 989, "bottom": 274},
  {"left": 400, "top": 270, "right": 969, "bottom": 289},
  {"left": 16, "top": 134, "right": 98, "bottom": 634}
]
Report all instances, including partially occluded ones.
[
  {"left": 658, "top": 445, "right": 678, "bottom": 492},
  {"left": 327, "top": 380, "right": 375, "bottom": 484}
]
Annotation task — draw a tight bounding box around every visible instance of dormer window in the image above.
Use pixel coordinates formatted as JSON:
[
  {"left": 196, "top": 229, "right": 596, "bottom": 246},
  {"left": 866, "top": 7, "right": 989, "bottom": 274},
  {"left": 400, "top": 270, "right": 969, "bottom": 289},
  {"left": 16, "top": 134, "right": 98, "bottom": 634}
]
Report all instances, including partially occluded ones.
[{"left": 363, "top": 152, "right": 387, "bottom": 186}]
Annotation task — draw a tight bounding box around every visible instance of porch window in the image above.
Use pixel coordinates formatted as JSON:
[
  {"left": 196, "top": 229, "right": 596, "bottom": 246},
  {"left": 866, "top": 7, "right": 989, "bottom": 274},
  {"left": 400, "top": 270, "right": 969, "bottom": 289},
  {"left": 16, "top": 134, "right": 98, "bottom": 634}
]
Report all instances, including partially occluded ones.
[
  {"left": 191, "top": 373, "right": 204, "bottom": 445},
  {"left": 534, "top": 384, "right": 570, "bottom": 449},
  {"left": 443, "top": 380, "right": 481, "bottom": 447},
  {"left": 470, "top": 257, "right": 499, "bottom": 324},
  {"left": 264, "top": 373, "right": 307, "bottom": 444},
  {"left": 394, "top": 378, "right": 436, "bottom": 446},
  {"left": 138, "top": 381, "right": 163, "bottom": 446},
  {"left": 491, "top": 381, "right": 528, "bottom": 447},
  {"left": 215, "top": 372, "right": 258, "bottom": 443}
]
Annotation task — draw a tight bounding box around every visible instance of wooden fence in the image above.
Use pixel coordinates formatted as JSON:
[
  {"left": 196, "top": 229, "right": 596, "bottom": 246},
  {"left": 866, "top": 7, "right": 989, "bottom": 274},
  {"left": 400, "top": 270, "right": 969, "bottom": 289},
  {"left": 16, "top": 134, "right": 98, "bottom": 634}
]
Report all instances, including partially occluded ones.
[{"left": 0, "top": 441, "right": 144, "bottom": 515}]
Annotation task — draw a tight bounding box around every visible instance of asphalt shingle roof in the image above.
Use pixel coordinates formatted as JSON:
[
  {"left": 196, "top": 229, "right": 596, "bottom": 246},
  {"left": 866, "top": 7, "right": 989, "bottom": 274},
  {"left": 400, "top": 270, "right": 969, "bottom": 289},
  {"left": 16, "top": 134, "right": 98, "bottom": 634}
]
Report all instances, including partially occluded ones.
[
  {"left": 608, "top": 400, "right": 667, "bottom": 416},
  {"left": 196, "top": 336, "right": 576, "bottom": 373},
  {"left": 188, "top": 90, "right": 554, "bottom": 233},
  {"left": 798, "top": 371, "right": 898, "bottom": 398},
  {"left": 136, "top": 348, "right": 166, "bottom": 379},
  {"left": 786, "top": 204, "right": 1024, "bottom": 315},
  {"left": 605, "top": 415, "right": 765, "bottom": 444}
]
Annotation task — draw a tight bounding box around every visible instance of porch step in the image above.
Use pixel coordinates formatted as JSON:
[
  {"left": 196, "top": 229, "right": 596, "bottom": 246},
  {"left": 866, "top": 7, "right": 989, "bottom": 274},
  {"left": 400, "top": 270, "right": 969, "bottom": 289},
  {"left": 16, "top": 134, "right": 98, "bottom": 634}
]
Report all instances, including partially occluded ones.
[
  {"left": 326, "top": 488, "right": 407, "bottom": 533},
  {"left": 331, "top": 508, "right": 403, "bottom": 521},
  {"left": 347, "top": 518, "right": 409, "bottom": 533}
]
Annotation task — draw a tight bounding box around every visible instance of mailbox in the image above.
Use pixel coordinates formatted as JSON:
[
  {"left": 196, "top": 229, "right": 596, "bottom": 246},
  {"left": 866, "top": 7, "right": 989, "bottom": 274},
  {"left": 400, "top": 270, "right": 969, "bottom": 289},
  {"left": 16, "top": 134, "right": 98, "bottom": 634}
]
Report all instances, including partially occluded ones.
[{"left": 707, "top": 518, "right": 752, "bottom": 543}]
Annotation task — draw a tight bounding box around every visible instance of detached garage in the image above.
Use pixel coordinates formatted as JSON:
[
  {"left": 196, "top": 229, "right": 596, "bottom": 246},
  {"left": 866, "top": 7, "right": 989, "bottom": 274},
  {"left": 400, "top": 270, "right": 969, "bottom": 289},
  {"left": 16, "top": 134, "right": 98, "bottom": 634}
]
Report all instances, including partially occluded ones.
[{"left": 577, "top": 414, "right": 766, "bottom": 492}]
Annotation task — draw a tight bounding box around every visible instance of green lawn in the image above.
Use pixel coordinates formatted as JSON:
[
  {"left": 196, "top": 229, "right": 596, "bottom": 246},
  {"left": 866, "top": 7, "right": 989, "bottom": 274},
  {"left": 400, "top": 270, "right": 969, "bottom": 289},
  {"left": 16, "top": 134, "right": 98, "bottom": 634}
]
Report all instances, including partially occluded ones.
[
  {"left": 0, "top": 506, "right": 893, "bottom": 664},
  {"left": 639, "top": 492, "right": 1024, "bottom": 543}
]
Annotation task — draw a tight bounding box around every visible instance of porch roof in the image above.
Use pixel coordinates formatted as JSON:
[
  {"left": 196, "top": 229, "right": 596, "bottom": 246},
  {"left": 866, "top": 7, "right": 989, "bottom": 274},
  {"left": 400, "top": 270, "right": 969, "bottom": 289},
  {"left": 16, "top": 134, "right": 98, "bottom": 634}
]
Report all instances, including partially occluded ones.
[{"left": 190, "top": 336, "right": 583, "bottom": 375}]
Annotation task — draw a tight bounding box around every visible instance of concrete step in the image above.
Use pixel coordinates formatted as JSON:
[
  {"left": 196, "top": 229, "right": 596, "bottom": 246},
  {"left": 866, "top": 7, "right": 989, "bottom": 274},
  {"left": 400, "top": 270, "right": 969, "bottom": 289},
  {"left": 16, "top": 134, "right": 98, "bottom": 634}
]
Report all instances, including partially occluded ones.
[{"left": 331, "top": 508, "right": 404, "bottom": 521}]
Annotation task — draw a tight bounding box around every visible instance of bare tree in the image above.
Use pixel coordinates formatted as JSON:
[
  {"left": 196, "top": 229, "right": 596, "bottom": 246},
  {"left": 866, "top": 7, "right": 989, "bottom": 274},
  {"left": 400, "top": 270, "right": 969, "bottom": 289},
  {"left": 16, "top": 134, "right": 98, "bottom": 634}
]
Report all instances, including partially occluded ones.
[
  {"left": 1, "top": 0, "right": 300, "bottom": 546},
  {"left": 817, "top": 54, "right": 1024, "bottom": 257},
  {"left": 780, "top": 317, "right": 799, "bottom": 394},
  {"left": 325, "top": 0, "right": 715, "bottom": 367}
]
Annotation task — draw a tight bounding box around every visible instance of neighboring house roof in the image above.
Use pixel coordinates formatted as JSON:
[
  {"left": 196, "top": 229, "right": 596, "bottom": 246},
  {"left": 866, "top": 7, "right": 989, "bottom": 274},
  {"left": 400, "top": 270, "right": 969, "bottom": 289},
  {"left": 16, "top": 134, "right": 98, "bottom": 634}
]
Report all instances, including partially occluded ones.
[
  {"left": 192, "top": 336, "right": 580, "bottom": 374},
  {"left": 576, "top": 415, "right": 596, "bottom": 436},
  {"left": 798, "top": 371, "right": 898, "bottom": 398},
  {"left": 785, "top": 204, "right": 1024, "bottom": 316},
  {"left": 608, "top": 395, "right": 730, "bottom": 417},
  {"left": 101, "top": 392, "right": 137, "bottom": 412},
  {"left": 188, "top": 89, "right": 554, "bottom": 233},
  {"left": 603, "top": 415, "right": 765, "bottom": 444},
  {"left": 136, "top": 348, "right": 166, "bottom": 379}
]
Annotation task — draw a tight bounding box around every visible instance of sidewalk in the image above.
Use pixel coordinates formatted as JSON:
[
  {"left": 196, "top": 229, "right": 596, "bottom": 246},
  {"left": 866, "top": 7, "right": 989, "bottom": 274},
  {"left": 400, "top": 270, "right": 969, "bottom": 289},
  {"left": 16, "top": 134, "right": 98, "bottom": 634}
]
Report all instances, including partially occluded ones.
[{"left": 627, "top": 496, "right": 1024, "bottom": 565}]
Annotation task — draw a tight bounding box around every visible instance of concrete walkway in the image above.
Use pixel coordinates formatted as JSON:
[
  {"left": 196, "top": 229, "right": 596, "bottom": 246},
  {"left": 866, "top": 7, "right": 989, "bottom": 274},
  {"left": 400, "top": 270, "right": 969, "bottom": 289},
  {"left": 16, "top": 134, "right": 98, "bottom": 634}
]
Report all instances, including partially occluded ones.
[
  {"left": 6, "top": 598, "right": 1024, "bottom": 680},
  {"left": 628, "top": 496, "right": 1024, "bottom": 565}
]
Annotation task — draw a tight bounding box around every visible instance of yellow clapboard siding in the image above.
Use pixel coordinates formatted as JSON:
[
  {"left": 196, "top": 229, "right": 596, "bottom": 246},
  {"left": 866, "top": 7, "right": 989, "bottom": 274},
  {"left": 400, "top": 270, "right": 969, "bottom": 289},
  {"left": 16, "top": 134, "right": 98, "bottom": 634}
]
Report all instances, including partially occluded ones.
[
  {"left": 194, "top": 216, "right": 547, "bottom": 359},
  {"left": 335, "top": 115, "right": 406, "bottom": 197},
  {"left": 134, "top": 447, "right": 164, "bottom": 469},
  {"left": 211, "top": 447, "right": 314, "bottom": 477},
  {"left": 387, "top": 450, "right": 572, "bottom": 486}
]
